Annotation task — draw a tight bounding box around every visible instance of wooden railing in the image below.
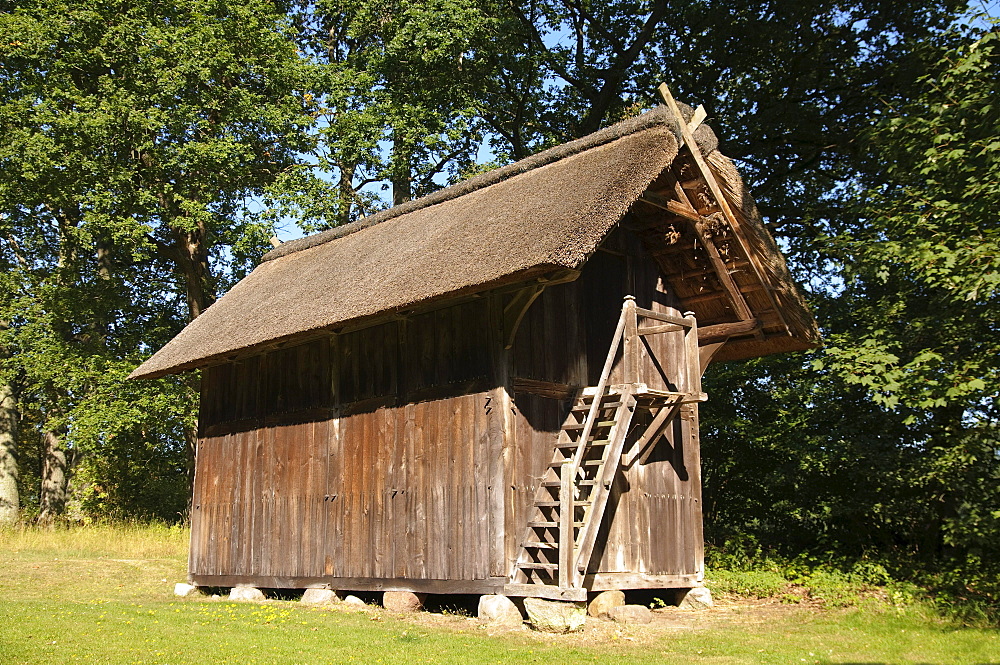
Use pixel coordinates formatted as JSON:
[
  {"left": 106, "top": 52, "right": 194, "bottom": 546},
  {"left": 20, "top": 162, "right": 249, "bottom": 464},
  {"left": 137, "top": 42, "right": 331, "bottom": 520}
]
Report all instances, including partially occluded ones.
[{"left": 562, "top": 296, "right": 698, "bottom": 585}]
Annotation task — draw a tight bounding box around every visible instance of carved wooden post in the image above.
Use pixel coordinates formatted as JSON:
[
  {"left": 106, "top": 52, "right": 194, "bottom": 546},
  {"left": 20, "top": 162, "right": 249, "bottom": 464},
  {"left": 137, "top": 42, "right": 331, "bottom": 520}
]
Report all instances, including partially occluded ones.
[
  {"left": 622, "top": 296, "right": 638, "bottom": 385},
  {"left": 683, "top": 310, "right": 700, "bottom": 396}
]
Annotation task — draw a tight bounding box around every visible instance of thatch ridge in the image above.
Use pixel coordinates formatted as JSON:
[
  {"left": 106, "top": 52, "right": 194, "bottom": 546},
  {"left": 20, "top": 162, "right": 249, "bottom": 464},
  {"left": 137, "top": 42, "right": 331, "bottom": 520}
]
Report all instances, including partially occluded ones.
[{"left": 263, "top": 104, "right": 717, "bottom": 262}]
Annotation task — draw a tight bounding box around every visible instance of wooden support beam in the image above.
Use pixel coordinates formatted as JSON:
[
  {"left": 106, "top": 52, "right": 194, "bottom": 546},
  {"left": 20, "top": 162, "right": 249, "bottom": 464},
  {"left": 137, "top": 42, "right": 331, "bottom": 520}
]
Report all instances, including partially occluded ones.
[
  {"left": 659, "top": 83, "right": 789, "bottom": 333},
  {"left": 680, "top": 282, "right": 764, "bottom": 306},
  {"left": 503, "top": 583, "right": 588, "bottom": 601},
  {"left": 622, "top": 396, "right": 683, "bottom": 467},
  {"left": 698, "top": 318, "right": 762, "bottom": 344},
  {"left": 637, "top": 323, "right": 683, "bottom": 336},
  {"left": 699, "top": 341, "right": 726, "bottom": 375},
  {"left": 672, "top": 259, "right": 751, "bottom": 280},
  {"left": 503, "top": 284, "right": 544, "bottom": 349},
  {"left": 633, "top": 306, "right": 693, "bottom": 328},
  {"left": 687, "top": 218, "right": 755, "bottom": 320},
  {"left": 638, "top": 191, "right": 701, "bottom": 222},
  {"left": 687, "top": 104, "right": 707, "bottom": 133}
]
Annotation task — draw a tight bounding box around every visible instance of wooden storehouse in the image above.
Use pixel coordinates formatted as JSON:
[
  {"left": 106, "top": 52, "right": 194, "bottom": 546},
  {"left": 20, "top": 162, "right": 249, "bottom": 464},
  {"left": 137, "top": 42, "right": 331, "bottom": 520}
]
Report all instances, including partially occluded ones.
[{"left": 132, "top": 96, "right": 818, "bottom": 602}]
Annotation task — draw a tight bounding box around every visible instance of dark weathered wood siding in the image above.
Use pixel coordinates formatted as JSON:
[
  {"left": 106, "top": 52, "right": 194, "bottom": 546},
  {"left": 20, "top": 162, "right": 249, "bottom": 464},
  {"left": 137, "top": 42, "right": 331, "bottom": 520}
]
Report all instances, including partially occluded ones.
[{"left": 191, "top": 226, "right": 703, "bottom": 590}]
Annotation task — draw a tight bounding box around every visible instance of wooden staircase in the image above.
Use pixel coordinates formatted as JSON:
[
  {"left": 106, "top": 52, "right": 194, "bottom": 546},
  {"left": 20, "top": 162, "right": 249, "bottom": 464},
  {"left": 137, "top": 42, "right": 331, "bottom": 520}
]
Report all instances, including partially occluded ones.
[{"left": 508, "top": 296, "right": 705, "bottom": 594}]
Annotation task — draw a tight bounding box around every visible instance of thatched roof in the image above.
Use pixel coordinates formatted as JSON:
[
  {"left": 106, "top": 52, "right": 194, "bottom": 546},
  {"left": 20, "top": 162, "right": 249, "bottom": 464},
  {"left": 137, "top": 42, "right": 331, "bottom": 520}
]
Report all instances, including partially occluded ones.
[{"left": 131, "top": 105, "right": 817, "bottom": 380}]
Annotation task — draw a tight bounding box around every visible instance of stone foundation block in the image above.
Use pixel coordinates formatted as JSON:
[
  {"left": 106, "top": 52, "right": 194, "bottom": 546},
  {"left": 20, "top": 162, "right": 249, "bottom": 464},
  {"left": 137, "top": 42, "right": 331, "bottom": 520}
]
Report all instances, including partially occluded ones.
[
  {"left": 228, "top": 586, "right": 266, "bottom": 602},
  {"left": 523, "top": 597, "right": 586, "bottom": 633},
  {"left": 609, "top": 604, "right": 652, "bottom": 624},
  {"left": 302, "top": 588, "right": 339, "bottom": 605},
  {"left": 677, "top": 587, "right": 714, "bottom": 610},
  {"left": 173, "top": 582, "right": 199, "bottom": 598},
  {"left": 478, "top": 594, "right": 523, "bottom": 626},
  {"left": 383, "top": 590, "right": 426, "bottom": 612},
  {"left": 587, "top": 590, "right": 625, "bottom": 618}
]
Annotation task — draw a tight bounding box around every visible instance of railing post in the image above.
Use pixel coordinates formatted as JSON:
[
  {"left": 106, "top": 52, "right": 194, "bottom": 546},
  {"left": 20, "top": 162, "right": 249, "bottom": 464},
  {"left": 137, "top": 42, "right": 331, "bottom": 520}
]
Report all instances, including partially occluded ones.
[
  {"left": 623, "top": 296, "right": 638, "bottom": 385},
  {"left": 558, "top": 459, "right": 574, "bottom": 588},
  {"left": 683, "top": 310, "right": 700, "bottom": 396}
]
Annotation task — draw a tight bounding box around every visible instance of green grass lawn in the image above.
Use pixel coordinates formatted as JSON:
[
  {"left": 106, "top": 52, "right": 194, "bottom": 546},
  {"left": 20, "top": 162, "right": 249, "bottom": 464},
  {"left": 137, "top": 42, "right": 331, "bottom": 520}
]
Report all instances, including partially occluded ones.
[{"left": 1, "top": 525, "right": 997, "bottom": 665}]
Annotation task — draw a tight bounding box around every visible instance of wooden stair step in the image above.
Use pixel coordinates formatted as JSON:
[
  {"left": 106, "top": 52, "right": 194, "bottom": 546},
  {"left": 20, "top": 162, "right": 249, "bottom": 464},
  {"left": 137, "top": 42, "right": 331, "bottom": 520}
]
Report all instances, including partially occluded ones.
[
  {"left": 571, "top": 402, "right": 623, "bottom": 411},
  {"left": 555, "top": 439, "right": 609, "bottom": 448},
  {"left": 542, "top": 479, "right": 595, "bottom": 487},
  {"left": 549, "top": 459, "right": 602, "bottom": 467},
  {"left": 533, "top": 500, "right": 592, "bottom": 508},
  {"left": 527, "top": 520, "right": 584, "bottom": 528},
  {"left": 562, "top": 421, "right": 617, "bottom": 430},
  {"left": 522, "top": 541, "right": 558, "bottom": 549},
  {"left": 517, "top": 562, "right": 559, "bottom": 571}
]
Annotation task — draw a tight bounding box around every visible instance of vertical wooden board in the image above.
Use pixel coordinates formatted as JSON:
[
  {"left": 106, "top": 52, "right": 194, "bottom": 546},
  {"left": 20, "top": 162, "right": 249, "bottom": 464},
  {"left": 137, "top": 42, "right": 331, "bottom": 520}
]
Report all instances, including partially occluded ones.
[
  {"left": 385, "top": 405, "right": 398, "bottom": 578},
  {"left": 686, "top": 407, "right": 705, "bottom": 576},
  {"left": 307, "top": 419, "right": 327, "bottom": 577},
  {"left": 338, "top": 414, "right": 356, "bottom": 577},
  {"left": 248, "top": 424, "right": 265, "bottom": 576},
  {"left": 327, "top": 409, "right": 344, "bottom": 578},
  {"left": 233, "top": 430, "right": 250, "bottom": 576},
  {"left": 262, "top": 423, "right": 279, "bottom": 576},
  {"left": 289, "top": 421, "right": 308, "bottom": 576},
  {"left": 214, "top": 434, "right": 234, "bottom": 577},
  {"left": 426, "top": 398, "right": 444, "bottom": 579},
  {"left": 273, "top": 422, "right": 291, "bottom": 577},
  {"left": 487, "top": 386, "right": 508, "bottom": 578},
  {"left": 420, "top": 312, "right": 437, "bottom": 391},
  {"left": 472, "top": 392, "right": 489, "bottom": 578},
  {"left": 385, "top": 321, "right": 399, "bottom": 397},
  {"left": 189, "top": 436, "right": 211, "bottom": 575},
  {"left": 270, "top": 422, "right": 287, "bottom": 576},
  {"left": 371, "top": 408, "right": 387, "bottom": 578},
  {"left": 350, "top": 412, "right": 368, "bottom": 578},
  {"left": 390, "top": 404, "right": 408, "bottom": 579},
  {"left": 405, "top": 400, "right": 425, "bottom": 578},
  {"left": 454, "top": 394, "right": 471, "bottom": 578},
  {"left": 434, "top": 308, "right": 450, "bottom": 386}
]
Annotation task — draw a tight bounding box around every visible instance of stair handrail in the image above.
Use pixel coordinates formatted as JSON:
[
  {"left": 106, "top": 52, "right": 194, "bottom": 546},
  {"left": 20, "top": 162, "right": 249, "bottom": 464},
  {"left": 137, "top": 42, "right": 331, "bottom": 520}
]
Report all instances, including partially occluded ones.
[{"left": 570, "top": 296, "right": 632, "bottom": 472}]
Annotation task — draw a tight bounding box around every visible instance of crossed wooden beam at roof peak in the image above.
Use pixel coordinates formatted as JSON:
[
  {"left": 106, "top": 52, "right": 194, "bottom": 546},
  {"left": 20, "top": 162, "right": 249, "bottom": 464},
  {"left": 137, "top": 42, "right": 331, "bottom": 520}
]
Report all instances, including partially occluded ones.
[{"left": 637, "top": 83, "right": 791, "bottom": 342}]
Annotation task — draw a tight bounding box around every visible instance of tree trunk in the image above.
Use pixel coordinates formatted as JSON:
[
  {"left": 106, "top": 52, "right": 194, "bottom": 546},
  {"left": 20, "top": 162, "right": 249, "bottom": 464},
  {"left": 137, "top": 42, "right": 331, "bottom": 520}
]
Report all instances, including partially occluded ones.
[
  {"left": 0, "top": 381, "right": 19, "bottom": 525},
  {"left": 38, "top": 429, "right": 67, "bottom": 526},
  {"left": 337, "top": 162, "right": 357, "bottom": 226},
  {"left": 391, "top": 131, "right": 413, "bottom": 206}
]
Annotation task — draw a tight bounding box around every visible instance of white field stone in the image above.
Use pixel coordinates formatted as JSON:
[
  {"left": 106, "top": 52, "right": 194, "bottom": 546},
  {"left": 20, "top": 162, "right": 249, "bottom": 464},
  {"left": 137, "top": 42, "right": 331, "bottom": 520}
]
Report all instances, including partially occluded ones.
[
  {"left": 523, "top": 597, "right": 586, "bottom": 633},
  {"left": 173, "top": 582, "right": 199, "bottom": 598},
  {"left": 301, "top": 588, "right": 339, "bottom": 605},
  {"left": 382, "top": 590, "right": 426, "bottom": 612},
  {"left": 477, "top": 595, "right": 523, "bottom": 626},
  {"left": 609, "top": 604, "right": 653, "bottom": 624},
  {"left": 341, "top": 595, "right": 368, "bottom": 609},
  {"left": 228, "top": 586, "right": 266, "bottom": 602},
  {"left": 677, "top": 587, "right": 714, "bottom": 610},
  {"left": 587, "top": 589, "right": 625, "bottom": 618}
]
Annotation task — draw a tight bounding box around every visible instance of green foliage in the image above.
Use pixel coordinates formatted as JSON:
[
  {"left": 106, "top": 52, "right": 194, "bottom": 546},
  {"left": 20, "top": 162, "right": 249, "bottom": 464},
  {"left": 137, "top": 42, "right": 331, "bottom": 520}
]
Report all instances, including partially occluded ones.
[
  {"left": 0, "top": 0, "right": 313, "bottom": 521},
  {"left": 707, "top": 569, "right": 789, "bottom": 599}
]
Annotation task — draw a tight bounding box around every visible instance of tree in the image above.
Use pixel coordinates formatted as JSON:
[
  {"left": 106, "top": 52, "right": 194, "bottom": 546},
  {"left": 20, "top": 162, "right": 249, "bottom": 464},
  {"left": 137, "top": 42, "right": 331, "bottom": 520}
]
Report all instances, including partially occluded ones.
[
  {"left": 0, "top": 0, "right": 313, "bottom": 521},
  {"left": 270, "top": 0, "right": 499, "bottom": 231},
  {"left": 699, "top": 19, "right": 999, "bottom": 609}
]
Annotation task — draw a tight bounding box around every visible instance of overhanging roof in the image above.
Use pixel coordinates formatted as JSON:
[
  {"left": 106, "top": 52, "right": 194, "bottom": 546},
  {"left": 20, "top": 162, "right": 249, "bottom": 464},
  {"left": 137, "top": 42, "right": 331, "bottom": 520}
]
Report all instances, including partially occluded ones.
[{"left": 131, "top": 105, "right": 818, "bottom": 380}]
